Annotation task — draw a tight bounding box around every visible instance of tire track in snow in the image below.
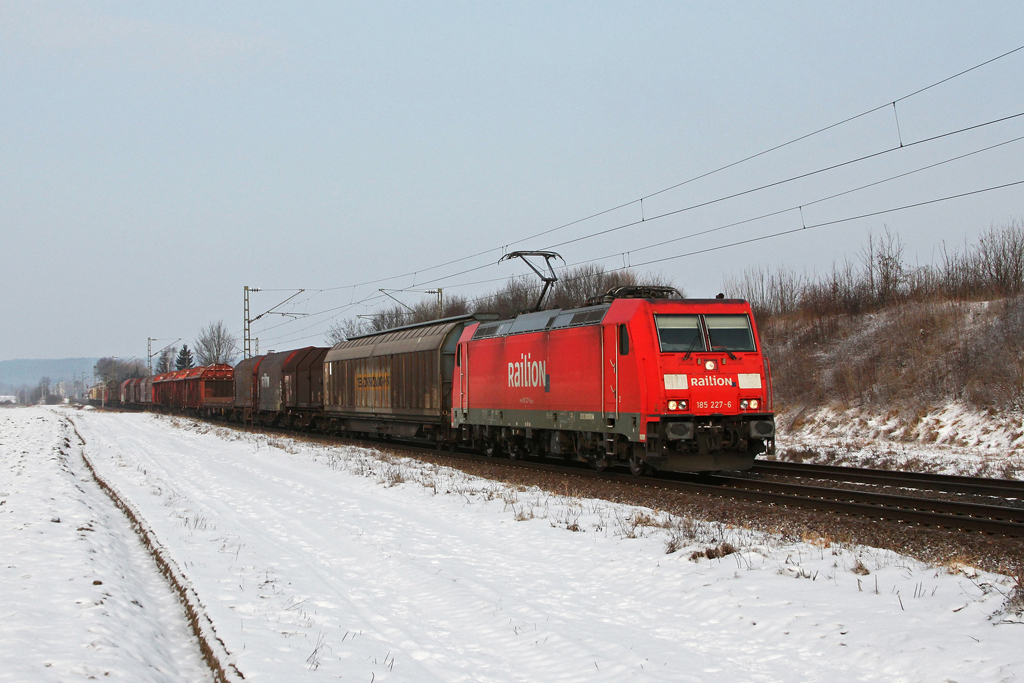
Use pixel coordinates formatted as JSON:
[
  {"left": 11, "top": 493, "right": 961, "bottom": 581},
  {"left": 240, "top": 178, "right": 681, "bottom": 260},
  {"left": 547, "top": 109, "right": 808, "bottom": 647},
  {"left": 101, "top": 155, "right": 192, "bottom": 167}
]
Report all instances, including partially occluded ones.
[
  {"left": 66, "top": 412, "right": 244, "bottom": 682},
  {"left": 0, "top": 408, "right": 213, "bottom": 682}
]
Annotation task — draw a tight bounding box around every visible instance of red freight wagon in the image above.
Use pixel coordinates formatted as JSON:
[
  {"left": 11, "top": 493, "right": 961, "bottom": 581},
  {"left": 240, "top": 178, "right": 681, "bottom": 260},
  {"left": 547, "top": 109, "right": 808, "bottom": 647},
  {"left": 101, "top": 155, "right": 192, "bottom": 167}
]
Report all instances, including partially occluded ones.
[
  {"left": 138, "top": 376, "right": 153, "bottom": 404},
  {"left": 282, "top": 347, "right": 329, "bottom": 409},
  {"left": 120, "top": 378, "right": 134, "bottom": 404},
  {"left": 232, "top": 348, "right": 327, "bottom": 428},
  {"left": 452, "top": 291, "right": 775, "bottom": 473},
  {"left": 120, "top": 377, "right": 144, "bottom": 405},
  {"left": 236, "top": 347, "right": 329, "bottom": 427},
  {"left": 152, "top": 365, "right": 234, "bottom": 414}
]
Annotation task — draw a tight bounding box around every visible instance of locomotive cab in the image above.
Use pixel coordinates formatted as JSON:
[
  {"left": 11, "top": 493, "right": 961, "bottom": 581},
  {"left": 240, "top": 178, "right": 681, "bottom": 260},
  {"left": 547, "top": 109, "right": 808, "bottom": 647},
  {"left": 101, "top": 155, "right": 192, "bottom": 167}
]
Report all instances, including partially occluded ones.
[{"left": 637, "top": 301, "right": 775, "bottom": 472}]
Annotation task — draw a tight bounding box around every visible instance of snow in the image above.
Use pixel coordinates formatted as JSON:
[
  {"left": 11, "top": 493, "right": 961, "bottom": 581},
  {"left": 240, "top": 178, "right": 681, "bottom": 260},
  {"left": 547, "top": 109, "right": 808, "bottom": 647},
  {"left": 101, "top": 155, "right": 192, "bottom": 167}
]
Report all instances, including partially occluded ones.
[
  {"left": 4, "top": 405, "right": 1023, "bottom": 681},
  {"left": 0, "top": 408, "right": 211, "bottom": 682},
  {"left": 776, "top": 403, "right": 1024, "bottom": 478}
]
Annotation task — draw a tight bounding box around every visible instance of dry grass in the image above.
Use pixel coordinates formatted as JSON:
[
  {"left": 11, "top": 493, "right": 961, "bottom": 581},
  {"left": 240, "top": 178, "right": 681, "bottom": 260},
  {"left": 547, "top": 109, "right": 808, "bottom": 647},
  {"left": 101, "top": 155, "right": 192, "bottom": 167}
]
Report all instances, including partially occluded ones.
[
  {"left": 689, "top": 542, "right": 738, "bottom": 562},
  {"left": 1001, "top": 567, "right": 1024, "bottom": 619}
]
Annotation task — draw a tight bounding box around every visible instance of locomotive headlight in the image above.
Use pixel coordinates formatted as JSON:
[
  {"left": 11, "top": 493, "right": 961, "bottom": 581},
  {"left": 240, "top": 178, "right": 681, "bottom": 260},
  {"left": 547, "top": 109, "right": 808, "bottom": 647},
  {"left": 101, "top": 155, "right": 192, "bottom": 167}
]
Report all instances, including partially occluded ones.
[
  {"left": 679, "top": 400, "right": 687, "bottom": 411},
  {"left": 749, "top": 399, "right": 759, "bottom": 410},
  {"left": 668, "top": 400, "right": 678, "bottom": 411},
  {"left": 740, "top": 400, "right": 749, "bottom": 409},
  {"left": 704, "top": 360, "right": 716, "bottom": 371}
]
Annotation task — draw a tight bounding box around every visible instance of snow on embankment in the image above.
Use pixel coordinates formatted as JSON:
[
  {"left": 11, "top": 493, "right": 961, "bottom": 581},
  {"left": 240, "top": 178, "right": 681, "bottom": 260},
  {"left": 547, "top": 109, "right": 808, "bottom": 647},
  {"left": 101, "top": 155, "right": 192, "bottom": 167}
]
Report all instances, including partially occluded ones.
[
  {"left": 776, "top": 403, "right": 1024, "bottom": 478},
  {"left": 65, "top": 408, "right": 1023, "bottom": 682},
  {"left": 0, "top": 407, "right": 211, "bottom": 681}
]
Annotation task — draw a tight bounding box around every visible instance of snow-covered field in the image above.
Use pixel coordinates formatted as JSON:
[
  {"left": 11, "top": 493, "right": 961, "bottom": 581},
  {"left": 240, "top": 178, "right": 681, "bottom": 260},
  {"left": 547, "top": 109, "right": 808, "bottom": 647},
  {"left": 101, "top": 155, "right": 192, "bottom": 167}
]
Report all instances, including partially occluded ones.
[
  {"left": 4, "top": 406, "right": 1023, "bottom": 682},
  {"left": 0, "top": 408, "right": 211, "bottom": 681},
  {"left": 777, "top": 403, "right": 1024, "bottom": 479}
]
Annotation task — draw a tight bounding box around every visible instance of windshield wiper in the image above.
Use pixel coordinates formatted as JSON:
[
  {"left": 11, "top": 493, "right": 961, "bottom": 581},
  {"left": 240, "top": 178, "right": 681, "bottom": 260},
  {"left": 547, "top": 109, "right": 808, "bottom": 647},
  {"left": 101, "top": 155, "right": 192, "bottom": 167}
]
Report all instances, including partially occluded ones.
[
  {"left": 682, "top": 334, "right": 704, "bottom": 360},
  {"left": 711, "top": 345, "right": 738, "bottom": 361}
]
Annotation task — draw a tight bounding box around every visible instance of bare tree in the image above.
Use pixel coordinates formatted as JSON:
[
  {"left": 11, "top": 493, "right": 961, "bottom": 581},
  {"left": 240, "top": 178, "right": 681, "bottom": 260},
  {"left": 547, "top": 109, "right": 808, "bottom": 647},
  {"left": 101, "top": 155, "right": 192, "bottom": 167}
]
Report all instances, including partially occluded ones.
[
  {"left": 323, "top": 268, "right": 679, "bottom": 340},
  {"left": 94, "top": 357, "right": 147, "bottom": 380},
  {"left": 548, "top": 265, "right": 679, "bottom": 309},
  {"left": 194, "top": 320, "right": 239, "bottom": 366},
  {"left": 472, "top": 276, "right": 543, "bottom": 319},
  {"left": 325, "top": 318, "right": 372, "bottom": 345}
]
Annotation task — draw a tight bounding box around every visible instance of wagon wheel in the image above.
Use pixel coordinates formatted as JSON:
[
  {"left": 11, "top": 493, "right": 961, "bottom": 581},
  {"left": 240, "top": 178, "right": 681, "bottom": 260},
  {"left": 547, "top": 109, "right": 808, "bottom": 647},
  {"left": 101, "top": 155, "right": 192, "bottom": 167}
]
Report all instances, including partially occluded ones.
[
  {"left": 507, "top": 443, "right": 522, "bottom": 461},
  {"left": 483, "top": 442, "right": 497, "bottom": 458},
  {"left": 627, "top": 451, "right": 650, "bottom": 477}
]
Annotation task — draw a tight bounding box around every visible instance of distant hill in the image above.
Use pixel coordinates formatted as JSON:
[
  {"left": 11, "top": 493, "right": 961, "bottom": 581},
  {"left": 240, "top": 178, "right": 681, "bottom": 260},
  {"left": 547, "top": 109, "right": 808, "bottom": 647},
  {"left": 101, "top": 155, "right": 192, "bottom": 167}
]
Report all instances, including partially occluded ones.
[{"left": 0, "top": 358, "right": 98, "bottom": 388}]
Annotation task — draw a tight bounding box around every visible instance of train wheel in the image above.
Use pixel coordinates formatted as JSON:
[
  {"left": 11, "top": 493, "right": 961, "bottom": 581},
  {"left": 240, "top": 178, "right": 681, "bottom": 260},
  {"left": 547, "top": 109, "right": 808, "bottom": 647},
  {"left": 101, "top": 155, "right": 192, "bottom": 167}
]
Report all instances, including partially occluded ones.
[
  {"left": 507, "top": 443, "right": 522, "bottom": 461},
  {"left": 628, "top": 452, "right": 649, "bottom": 477},
  {"left": 484, "top": 442, "right": 497, "bottom": 458}
]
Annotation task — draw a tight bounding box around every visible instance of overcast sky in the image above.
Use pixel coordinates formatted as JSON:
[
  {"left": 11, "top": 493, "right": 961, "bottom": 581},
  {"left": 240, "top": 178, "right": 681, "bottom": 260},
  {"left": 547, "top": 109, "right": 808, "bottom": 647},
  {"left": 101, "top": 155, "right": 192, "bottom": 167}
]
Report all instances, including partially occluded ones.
[{"left": 2, "top": 1, "right": 1022, "bottom": 361}]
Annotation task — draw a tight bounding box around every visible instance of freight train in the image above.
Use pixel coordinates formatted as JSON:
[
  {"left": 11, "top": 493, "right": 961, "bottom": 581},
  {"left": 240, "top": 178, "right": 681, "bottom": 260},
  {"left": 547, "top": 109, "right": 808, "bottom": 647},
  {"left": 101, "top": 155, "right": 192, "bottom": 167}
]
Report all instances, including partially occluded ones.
[{"left": 101, "top": 288, "right": 775, "bottom": 473}]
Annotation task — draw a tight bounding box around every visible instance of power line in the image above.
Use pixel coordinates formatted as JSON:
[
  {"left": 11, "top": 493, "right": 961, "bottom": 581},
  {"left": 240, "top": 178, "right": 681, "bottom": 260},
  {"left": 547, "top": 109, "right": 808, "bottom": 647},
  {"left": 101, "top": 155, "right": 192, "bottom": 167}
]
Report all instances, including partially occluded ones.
[
  {"left": 276, "top": 42, "right": 1024, "bottom": 296},
  {"left": 256, "top": 119, "right": 1024, "bottom": 345},
  {"left": 547, "top": 132, "right": 1024, "bottom": 271},
  {"left": 246, "top": 45, "right": 1024, "bottom": 340},
  {"left": 627, "top": 179, "right": 1024, "bottom": 270},
  {"left": 398, "top": 134, "right": 1024, "bottom": 307},
  {"left": 263, "top": 174, "right": 1024, "bottom": 346},
  {"left": 353, "top": 108, "right": 1024, "bottom": 298},
  {"left": 540, "top": 110, "right": 1024, "bottom": 252}
]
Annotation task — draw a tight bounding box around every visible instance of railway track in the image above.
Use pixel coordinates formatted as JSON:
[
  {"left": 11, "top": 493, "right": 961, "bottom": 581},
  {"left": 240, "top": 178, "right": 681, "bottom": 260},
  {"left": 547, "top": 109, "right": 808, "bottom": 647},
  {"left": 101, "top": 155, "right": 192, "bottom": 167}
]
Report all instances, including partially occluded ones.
[
  {"left": 116, "top": 410, "right": 1024, "bottom": 539},
  {"left": 332, "top": 435, "right": 1024, "bottom": 538},
  {"left": 752, "top": 459, "right": 1024, "bottom": 499}
]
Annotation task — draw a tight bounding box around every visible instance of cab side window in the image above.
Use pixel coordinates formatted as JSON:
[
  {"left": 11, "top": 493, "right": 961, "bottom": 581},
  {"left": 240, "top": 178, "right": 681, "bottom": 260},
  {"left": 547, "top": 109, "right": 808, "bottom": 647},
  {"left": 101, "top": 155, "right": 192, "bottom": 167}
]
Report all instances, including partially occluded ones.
[{"left": 618, "top": 324, "right": 630, "bottom": 355}]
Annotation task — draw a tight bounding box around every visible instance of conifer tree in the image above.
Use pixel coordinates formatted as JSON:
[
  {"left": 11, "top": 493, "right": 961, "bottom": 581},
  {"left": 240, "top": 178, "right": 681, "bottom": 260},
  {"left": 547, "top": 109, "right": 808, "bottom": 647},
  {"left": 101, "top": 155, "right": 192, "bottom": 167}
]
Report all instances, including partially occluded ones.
[
  {"left": 175, "top": 345, "right": 195, "bottom": 370},
  {"left": 156, "top": 347, "right": 176, "bottom": 374}
]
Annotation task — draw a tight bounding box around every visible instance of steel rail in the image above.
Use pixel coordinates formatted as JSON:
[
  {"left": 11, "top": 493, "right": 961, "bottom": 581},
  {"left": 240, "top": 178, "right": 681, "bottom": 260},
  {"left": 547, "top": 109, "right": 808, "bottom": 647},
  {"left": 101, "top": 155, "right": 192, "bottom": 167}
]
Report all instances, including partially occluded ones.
[
  {"left": 713, "top": 475, "right": 1024, "bottom": 522},
  {"left": 652, "top": 476, "right": 1024, "bottom": 537},
  {"left": 337, "top": 437, "right": 1024, "bottom": 537},
  {"left": 752, "top": 460, "right": 1024, "bottom": 498},
  {"left": 134, "top": 411, "right": 1024, "bottom": 539}
]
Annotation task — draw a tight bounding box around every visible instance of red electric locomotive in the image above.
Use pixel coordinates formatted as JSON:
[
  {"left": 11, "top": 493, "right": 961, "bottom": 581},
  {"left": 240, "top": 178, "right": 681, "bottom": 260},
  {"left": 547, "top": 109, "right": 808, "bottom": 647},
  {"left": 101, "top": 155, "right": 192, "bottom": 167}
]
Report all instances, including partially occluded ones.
[{"left": 452, "top": 288, "right": 775, "bottom": 473}]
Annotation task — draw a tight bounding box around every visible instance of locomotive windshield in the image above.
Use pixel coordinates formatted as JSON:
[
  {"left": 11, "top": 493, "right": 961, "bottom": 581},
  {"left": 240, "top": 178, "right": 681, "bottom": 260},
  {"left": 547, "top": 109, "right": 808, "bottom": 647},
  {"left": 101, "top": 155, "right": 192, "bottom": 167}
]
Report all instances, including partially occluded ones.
[
  {"left": 654, "top": 315, "right": 705, "bottom": 353},
  {"left": 705, "top": 314, "right": 756, "bottom": 352}
]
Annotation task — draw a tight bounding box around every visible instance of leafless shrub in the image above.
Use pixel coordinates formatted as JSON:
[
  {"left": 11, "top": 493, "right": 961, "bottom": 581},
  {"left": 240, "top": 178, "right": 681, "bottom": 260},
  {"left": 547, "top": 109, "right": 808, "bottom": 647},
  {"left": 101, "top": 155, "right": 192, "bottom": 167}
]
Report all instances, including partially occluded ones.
[
  {"left": 512, "top": 504, "right": 534, "bottom": 521},
  {"left": 852, "top": 559, "right": 871, "bottom": 575},
  {"left": 1005, "top": 568, "right": 1024, "bottom": 617},
  {"left": 380, "top": 464, "right": 405, "bottom": 487},
  {"left": 729, "top": 221, "right": 1024, "bottom": 411}
]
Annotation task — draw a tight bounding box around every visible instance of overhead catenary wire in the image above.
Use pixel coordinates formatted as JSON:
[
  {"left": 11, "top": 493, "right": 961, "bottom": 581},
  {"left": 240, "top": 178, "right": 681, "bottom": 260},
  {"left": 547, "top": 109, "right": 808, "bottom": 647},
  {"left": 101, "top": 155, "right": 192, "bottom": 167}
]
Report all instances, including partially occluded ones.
[
  {"left": 258, "top": 141, "right": 1024, "bottom": 346},
  {"left": 276, "top": 43, "right": 1024, "bottom": 296},
  {"left": 323, "top": 106, "right": 1024, "bottom": 301},
  {"left": 369, "top": 130, "right": 1024, "bottom": 301},
  {"left": 259, "top": 178, "right": 1024, "bottom": 348},
  {"left": 538, "top": 110, "right": 1024, "bottom": 253},
  {"left": 245, "top": 44, "right": 1024, "bottom": 342},
  {"left": 626, "top": 178, "right": 1024, "bottom": 271}
]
